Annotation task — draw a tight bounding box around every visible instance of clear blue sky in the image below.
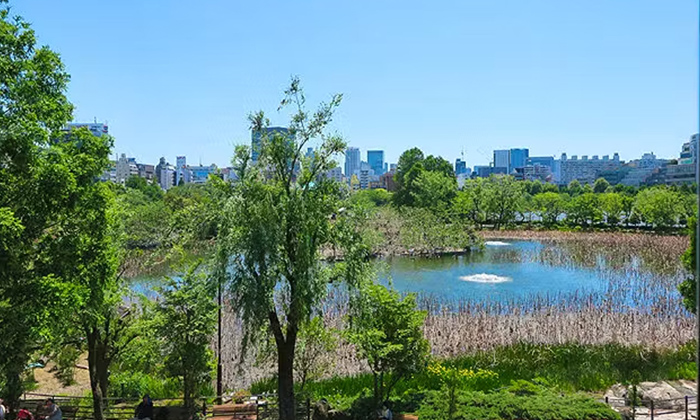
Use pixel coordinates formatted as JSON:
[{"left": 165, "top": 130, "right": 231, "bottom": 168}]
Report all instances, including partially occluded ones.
[{"left": 12, "top": 0, "right": 698, "bottom": 168}]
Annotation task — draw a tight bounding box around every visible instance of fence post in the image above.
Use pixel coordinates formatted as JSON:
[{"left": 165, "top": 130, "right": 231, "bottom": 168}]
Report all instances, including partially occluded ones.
[
  {"left": 306, "top": 398, "right": 311, "bottom": 420},
  {"left": 605, "top": 396, "right": 609, "bottom": 405},
  {"left": 650, "top": 400, "right": 654, "bottom": 420},
  {"left": 685, "top": 396, "right": 689, "bottom": 420}
]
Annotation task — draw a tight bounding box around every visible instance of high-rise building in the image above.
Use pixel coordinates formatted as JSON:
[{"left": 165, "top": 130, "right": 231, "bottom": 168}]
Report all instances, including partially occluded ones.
[
  {"left": 115, "top": 153, "right": 138, "bottom": 184},
  {"left": 137, "top": 163, "right": 155, "bottom": 182},
  {"left": 251, "top": 127, "right": 291, "bottom": 163},
  {"left": 358, "top": 163, "right": 375, "bottom": 190},
  {"left": 509, "top": 148, "right": 529, "bottom": 172},
  {"left": 320, "top": 167, "right": 343, "bottom": 183},
  {"left": 344, "top": 147, "right": 361, "bottom": 178},
  {"left": 493, "top": 148, "right": 529, "bottom": 173},
  {"left": 155, "top": 157, "right": 167, "bottom": 185},
  {"left": 190, "top": 164, "right": 217, "bottom": 184},
  {"left": 679, "top": 134, "right": 699, "bottom": 165},
  {"left": 474, "top": 166, "right": 507, "bottom": 178},
  {"left": 175, "top": 156, "right": 190, "bottom": 185},
  {"left": 493, "top": 150, "right": 510, "bottom": 172},
  {"left": 559, "top": 151, "right": 623, "bottom": 185},
  {"left": 63, "top": 122, "right": 109, "bottom": 137},
  {"left": 160, "top": 164, "right": 176, "bottom": 190},
  {"left": 455, "top": 158, "right": 468, "bottom": 175},
  {"left": 367, "top": 150, "right": 385, "bottom": 176}
]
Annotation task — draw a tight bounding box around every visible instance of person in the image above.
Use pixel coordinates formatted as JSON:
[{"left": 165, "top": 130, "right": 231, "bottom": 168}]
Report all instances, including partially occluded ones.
[
  {"left": 0, "top": 398, "right": 6, "bottom": 420},
  {"left": 378, "top": 402, "right": 392, "bottom": 420},
  {"left": 43, "top": 398, "right": 61, "bottom": 420},
  {"left": 134, "top": 394, "right": 153, "bottom": 420},
  {"left": 16, "top": 407, "right": 34, "bottom": 420}
]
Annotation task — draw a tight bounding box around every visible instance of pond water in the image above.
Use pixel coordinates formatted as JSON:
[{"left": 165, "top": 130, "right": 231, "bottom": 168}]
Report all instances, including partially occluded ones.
[
  {"left": 131, "top": 238, "right": 684, "bottom": 311},
  {"left": 377, "top": 240, "right": 610, "bottom": 302}
]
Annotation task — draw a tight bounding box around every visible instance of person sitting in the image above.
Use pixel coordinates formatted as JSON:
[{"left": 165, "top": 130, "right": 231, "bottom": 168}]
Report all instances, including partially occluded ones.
[
  {"left": 43, "top": 398, "right": 62, "bottom": 420},
  {"left": 16, "top": 408, "right": 34, "bottom": 420},
  {"left": 378, "top": 402, "right": 393, "bottom": 420},
  {"left": 134, "top": 394, "right": 153, "bottom": 420}
]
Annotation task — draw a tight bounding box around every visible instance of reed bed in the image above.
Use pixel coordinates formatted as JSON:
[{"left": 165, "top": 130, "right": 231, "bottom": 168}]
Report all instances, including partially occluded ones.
[{"left": 218, "top": 231, "right": 696, "bottom": 390}]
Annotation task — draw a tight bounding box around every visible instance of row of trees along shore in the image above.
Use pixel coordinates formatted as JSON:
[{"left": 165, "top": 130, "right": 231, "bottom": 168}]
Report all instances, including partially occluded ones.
[{"left": 381, "top": 146, "right": 697, "bottom": 231}]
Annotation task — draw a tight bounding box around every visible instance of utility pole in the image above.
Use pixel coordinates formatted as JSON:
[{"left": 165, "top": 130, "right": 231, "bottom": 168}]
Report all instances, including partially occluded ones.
[{"left": 217, "top": 278, "right": 223, "bottom": 405}]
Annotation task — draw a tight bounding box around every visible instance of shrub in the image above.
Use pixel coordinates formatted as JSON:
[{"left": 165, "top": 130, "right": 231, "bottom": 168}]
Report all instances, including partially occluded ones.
[
  {"left": 110, "top": 371, "right": 181, "bottom": 399},
  {"left": 417, "top": 384, "right": 620, "bottom": 420},
  {"left": 232, "top": 389, "right": 251, "bottom": 403}
]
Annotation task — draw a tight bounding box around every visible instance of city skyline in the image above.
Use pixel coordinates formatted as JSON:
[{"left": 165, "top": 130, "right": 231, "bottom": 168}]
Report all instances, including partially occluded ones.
[{"left": 13, "top": 1, "right": 696, "bottom": 169}]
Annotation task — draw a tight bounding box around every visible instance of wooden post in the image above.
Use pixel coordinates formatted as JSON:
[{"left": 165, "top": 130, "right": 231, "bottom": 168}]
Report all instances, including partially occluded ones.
[
  {"left": 605, "top": 396, "right": 609, "bottom": 405},
  {"left": 686, "top": 396, "right": 689, "bottom": 420},
  {"left": 650, "top": 400, "right": 654, "bottom": 420}
]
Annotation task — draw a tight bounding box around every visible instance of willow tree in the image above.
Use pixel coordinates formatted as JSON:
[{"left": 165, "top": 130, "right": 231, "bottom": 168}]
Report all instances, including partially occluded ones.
[{"left": 215, "top": 78, "right": 371, "bottom": 420}]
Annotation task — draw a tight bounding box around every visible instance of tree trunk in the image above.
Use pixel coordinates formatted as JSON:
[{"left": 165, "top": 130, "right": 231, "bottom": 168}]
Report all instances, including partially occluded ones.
[
  {"left": 277, "top": 340, "right": 296, "bottom": 420},
  {"left": 87, "top": 328, "right": 106, "bottom": 420},
  {"left": 5, "top": 361, "right": 24, "bottom": 417},
  {"left": 184, "top": 369, "right": 192, "bottom": 414}
]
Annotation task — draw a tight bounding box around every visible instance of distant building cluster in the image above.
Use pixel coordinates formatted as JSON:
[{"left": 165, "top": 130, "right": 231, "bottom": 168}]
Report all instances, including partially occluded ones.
[
  {"left": 69, "top": 120, "right": 699, "bottom": 192},
  {"left": 465, "top": 136, "right": 695, "bottom": 187}
]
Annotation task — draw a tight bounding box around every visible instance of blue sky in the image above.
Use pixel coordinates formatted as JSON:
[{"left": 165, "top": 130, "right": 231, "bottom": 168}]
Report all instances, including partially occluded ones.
[{"left": 12, "top": 0, "right": 698, "bottom": 168}]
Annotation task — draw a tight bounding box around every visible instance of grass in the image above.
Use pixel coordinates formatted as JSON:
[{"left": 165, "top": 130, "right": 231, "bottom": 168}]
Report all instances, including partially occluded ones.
[{"left": 251, "top": 342, "right": 697, "bottom": 400}]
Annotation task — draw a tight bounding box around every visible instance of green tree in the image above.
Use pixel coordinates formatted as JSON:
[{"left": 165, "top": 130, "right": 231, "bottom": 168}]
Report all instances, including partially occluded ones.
[
  {"left": 593, "top": 178, "right": 611, "bottom": 194},
  {"left": 599, "top": 192, "right": 624, "bottom": 226},
  {"left": 484, "top": 175, "right": 524, "bottom": 229},
  {"left": 348, "top": 283, "right": 429, "bottom": 408},
  {"left": 542, "top": 183, "right": 559, "bottom": 193},
  {"left": 533, "top": 192, "right": 566, "bottom": 227},
  {"left": 423, "top": 155, "right": 455, "bottom": 178},
  {"left": 393, "top": 149, "right": 455, "bottom": 208},
  {"left": 566, "top": 193, "right": 601, "bottom": 227},
  {"left": 393, "top": 148, "right": 425, "bottom": 206},
  {"left": 411, "top": 170, "right": 457, "bottom": 211},
  {"left": 567, "top": 180, "right": 582, "bottom": 196},
  {"left": 214, "top": 78, "right": 371, "bottom": 420},
  {"left": 293, "top": 317, "right": 337, "bottom": 392},
  {"left": 156, "top": 264, "right": 217, "bottom": 413},
  {"left": 454, "top": 178, "right": 488, "bottom": 228},
  {"left": 349, "top": 189, "right": 393, "bottom": 207},
  {"left": 125, "top": 175, "right": 163, "bottom": 201},
  {"left": 43, "top": 128, "right": 135, "bottom": 420},
  {"left": 0, "top": 1, "right": 77, "bottom": 408},
  {"left": 633, "top": 187, "right": 683, "bottom": 230}
]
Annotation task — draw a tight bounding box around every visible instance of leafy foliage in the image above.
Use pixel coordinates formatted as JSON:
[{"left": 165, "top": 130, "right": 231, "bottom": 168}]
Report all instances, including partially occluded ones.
[
  {"left": 633, "top": 187, "right": 684, "bottom": 230},
  {"left": 156, "top": 264, "right": 217, "bottom": 412},
  {"left": 417, "top": 384, "right": 620, "bottom": 420},
  {"left": 348, "top": 283, "right": 429, "bottom": 406},
  {"left": 0, "top": 0, "right": 76, "bottom": 404},
  {"left": 214, "top": 77, "right": 372, "bottom": 420}
]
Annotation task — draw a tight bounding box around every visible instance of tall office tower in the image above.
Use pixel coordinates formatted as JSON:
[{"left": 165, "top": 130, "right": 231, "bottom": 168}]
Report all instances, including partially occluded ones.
[
  {"left": 344, "top": 147, "right": 361, "bottom": 177},
  {"left": 367, "top": 150, "right": 385, "bottom": 175}
]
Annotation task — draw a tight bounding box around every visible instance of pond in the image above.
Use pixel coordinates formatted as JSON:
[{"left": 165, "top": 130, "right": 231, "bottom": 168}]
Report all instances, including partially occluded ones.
[
  {"left": 378, "top": 240, "right": 611, "bottom": 302},
  {"left": 131, "top": 237, "right": 686, "bottom": 313}
]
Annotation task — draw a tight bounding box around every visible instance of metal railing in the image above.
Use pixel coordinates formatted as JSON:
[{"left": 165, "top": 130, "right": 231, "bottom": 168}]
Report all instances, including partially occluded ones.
[
  {"left": 603, "top": 394, "right": 698, "bottom": 420},
  {"left": 19, "top": 393, "right": 313, "bottom": 420}
]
